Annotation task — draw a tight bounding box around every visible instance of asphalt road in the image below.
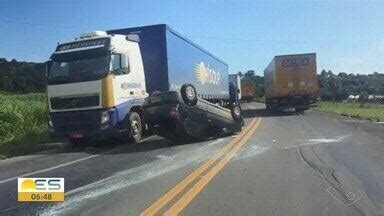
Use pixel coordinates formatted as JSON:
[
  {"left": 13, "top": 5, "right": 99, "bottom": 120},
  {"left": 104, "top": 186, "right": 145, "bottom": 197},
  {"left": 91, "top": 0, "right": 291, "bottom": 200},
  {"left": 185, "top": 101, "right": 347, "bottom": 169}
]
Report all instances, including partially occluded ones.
[{"left": 0, "top": 102, "right": 383, "bottom": 215}]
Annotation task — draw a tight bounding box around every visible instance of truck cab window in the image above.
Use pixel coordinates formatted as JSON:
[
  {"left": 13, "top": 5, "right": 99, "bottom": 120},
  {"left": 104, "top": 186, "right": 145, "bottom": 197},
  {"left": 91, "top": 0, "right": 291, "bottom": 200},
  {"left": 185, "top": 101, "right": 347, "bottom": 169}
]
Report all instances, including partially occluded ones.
[{"left": 111, "top": 53, "right": 130, "bottom": 75}]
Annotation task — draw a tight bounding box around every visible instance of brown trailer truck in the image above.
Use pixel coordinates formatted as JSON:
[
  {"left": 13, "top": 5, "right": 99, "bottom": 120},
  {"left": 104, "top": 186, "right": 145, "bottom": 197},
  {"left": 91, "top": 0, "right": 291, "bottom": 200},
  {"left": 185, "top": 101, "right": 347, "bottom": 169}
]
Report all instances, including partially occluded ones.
[
  {"left": 264, "top": 53, "right": 318, "bottom": 112},
  {"left": 241, "top": 80, "right": 255, "bottom": 102}
]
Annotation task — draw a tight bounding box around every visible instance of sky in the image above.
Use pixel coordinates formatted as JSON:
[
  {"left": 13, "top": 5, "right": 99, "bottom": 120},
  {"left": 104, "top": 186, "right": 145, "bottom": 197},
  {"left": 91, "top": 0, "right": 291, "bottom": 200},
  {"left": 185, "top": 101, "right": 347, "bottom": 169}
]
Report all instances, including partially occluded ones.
[{"left": 1, "top": 0, "right": 384, "bottom": 75}]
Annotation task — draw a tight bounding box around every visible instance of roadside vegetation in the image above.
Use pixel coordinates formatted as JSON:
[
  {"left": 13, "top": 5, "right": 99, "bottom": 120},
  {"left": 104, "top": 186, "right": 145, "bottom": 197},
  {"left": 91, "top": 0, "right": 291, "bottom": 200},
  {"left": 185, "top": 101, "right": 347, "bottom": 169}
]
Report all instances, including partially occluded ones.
[
  {"left": 316, "top": 101, "right": 384, "bottom": 121},
  {"left": 0, "top": 92, "right": 50, "bottom": 159}
]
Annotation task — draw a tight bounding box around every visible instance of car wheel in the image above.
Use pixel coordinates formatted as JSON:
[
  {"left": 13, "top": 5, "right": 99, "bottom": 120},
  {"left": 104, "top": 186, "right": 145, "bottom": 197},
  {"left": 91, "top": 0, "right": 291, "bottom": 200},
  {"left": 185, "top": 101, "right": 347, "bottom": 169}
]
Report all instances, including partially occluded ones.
[
  {"left": 180, "top": 83, "right": 198, "bottom": 106},
  {"left": 231, "top": 104, "right": 243, "bottom": 123}
]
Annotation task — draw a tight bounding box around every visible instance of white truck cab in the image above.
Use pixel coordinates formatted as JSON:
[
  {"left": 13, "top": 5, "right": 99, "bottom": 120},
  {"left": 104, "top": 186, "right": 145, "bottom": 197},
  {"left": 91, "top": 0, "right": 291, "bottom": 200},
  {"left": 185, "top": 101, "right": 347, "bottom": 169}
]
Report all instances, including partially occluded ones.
[{"left": 47, "top": 31, "right": 147, "bottom": 144}]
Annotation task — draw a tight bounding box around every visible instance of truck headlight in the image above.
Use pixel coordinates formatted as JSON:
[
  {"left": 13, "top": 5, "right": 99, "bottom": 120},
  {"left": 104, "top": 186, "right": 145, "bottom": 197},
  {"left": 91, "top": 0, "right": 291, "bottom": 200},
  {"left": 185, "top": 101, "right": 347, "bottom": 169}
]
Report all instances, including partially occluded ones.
[{"left": 101, "top": 111, "right": 109, "bottom": 125}]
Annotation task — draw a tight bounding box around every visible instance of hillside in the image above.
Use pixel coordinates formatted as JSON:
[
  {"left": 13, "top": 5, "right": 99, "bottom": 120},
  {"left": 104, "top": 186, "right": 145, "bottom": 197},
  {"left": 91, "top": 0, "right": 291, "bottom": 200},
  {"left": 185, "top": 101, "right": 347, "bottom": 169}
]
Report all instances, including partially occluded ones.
[{"left": 0, "top": 58, "right": 45, "bottom": 93}]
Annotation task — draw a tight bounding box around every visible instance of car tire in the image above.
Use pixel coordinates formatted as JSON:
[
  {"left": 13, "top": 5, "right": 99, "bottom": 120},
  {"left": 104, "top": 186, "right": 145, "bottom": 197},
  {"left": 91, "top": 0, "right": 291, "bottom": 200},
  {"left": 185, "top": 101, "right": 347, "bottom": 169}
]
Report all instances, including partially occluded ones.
[
  {"left": 128, "top": 112, "right": 142, "bottom": 144},
  {"left": 180, "top": 84, "right": 198, "bottom": 106},
  {"left": 231, "top": 103, "right": 243, "bottom": 124}
]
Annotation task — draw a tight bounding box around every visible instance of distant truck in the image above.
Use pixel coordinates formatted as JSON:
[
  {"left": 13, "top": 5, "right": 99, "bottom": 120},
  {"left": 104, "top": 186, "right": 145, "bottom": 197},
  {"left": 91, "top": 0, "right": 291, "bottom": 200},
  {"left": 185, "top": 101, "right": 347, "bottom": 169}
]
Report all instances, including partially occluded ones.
[
  {"left": 264, "top": 53, "right": 318, "bottom": 112},
  {"left": 241, "top": 81, "right": 255, "bottom": 102},
  {"left": 46, "top": 24, "right": 242, "bottom": 145},
  {"left": 228, "top": 74, "right": 241, "bottom": 103}
]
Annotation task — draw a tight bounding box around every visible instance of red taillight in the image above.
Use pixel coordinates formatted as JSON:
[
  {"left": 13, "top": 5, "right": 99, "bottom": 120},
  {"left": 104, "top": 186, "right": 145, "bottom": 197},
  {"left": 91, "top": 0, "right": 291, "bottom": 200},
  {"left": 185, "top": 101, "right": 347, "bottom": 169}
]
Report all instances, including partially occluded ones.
[
  {"left": 71, "top": 133, "right": 83, "bottom": 139},
  {"left": 169, "top": 107, "right": 179, "bottom": 118}
]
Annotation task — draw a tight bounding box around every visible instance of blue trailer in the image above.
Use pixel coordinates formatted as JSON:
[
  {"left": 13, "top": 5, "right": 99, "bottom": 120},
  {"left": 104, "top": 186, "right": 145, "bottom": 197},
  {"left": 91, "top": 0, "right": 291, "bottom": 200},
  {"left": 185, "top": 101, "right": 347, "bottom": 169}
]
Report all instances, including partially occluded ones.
[
  {"left": 108, "top": 24, "right": 229, "bottom": 100},
  {"left": 108, "top": 24, "right": 242, "bottom": 140}
]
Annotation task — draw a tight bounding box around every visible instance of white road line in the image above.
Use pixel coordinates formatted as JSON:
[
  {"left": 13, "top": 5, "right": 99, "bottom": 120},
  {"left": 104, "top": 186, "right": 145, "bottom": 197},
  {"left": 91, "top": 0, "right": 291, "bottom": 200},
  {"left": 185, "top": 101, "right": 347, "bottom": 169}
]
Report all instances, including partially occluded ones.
[
  {"left": 41, "top": 138, "right": 226, "bottom": 215},
  {"left": 65, "top": 138, "right": 225, "bottom": 196},
  {"left": 0, "top": 136, "right": 155, "bottom": 185},
  {"left": 1, "top": 206, "right": 19, "bottom": 213}
]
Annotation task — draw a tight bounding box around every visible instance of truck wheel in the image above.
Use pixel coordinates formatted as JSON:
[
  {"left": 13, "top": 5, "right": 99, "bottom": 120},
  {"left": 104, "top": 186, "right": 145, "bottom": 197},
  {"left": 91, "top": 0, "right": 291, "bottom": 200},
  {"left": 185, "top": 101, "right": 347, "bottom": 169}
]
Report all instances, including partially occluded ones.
[
  {"left": 180, "top": 84, "right": 197, "bottom": 106},
  {"left": 128, "top": 112, "right": 142, "bottom": 144},
  {"left": 231, "top": 104, "right": 243, "bottom": 123}
]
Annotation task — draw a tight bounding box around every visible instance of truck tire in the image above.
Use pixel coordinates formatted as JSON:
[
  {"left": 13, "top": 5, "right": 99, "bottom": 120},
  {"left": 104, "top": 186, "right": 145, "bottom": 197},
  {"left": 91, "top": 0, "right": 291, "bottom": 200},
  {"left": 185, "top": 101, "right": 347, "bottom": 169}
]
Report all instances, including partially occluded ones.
[
  {"left": 128, "top": 112, "right": 142, "bottom": 144},
  {"left": 231, "top": 104, "right": 243, "bottom": 124},
  {"left": 180, "top": 84, "right": 197, "bottom": 106}
]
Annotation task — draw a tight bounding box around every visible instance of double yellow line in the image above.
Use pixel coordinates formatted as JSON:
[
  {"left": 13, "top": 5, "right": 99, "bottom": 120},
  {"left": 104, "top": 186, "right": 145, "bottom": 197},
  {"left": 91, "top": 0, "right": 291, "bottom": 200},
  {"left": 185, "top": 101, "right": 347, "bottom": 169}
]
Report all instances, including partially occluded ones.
[{"left": 141, "top": 117, "right": 262, "bottom": 216}]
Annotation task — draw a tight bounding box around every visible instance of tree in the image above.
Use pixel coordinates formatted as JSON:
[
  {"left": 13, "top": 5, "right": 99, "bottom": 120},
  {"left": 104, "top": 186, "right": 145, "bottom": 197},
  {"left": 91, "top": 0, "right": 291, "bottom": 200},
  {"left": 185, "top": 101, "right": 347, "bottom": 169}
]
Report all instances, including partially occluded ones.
[
  {"left": 358, "top": 91, "right": 369, "bottom": 107},
  {"left": 0, "top": 58, "right": 46, "bottom": 93},
  {"left": 2, "top": 75, "right": 13, "bottom": 91},
  {"left": 318, "top": 69, "right": 327, "bottom": 88},
  {"left": 243, "top": 70, "right": 255, "bottom": 79},
  {"left": 327, "top": 74, "right": 341, "bottom": 103}
]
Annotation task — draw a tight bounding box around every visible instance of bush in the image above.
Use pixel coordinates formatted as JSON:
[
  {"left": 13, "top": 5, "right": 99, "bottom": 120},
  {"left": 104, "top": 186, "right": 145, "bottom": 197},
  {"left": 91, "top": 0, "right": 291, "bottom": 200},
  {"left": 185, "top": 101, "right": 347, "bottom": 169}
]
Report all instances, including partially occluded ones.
[{"left": 0, "top": 93, "right": 48, "bottom": 147}]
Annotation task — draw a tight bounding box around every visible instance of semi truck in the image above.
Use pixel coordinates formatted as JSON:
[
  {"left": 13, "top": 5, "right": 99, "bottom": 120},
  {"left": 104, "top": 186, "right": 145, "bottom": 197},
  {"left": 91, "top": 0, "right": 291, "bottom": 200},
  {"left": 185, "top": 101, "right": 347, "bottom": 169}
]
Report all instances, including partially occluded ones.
[
  {"left": 264, "top": 53, "right": 318, "bottom": 112},
  {"left": 46, "top": 30, "right": 147, "bottom": 145},
  {"left": 46, "top": 24, "right": 242, "bottom": 145}
]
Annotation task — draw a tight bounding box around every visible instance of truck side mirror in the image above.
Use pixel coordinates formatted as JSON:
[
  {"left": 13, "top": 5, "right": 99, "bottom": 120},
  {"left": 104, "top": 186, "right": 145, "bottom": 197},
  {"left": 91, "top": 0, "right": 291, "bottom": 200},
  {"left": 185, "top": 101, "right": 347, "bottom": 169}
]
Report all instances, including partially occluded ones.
[
  {"left": 121, "top": 54, "right": 130, "bottom": 74},
  {"left": 45, "top": 60, "right": 52, "bottom": 78},
  {"left": 121, "top": 54, "right": 128, "bottom": 67},
  {"left": 111, "top": 53, "right": 130, "bottom": 75}
]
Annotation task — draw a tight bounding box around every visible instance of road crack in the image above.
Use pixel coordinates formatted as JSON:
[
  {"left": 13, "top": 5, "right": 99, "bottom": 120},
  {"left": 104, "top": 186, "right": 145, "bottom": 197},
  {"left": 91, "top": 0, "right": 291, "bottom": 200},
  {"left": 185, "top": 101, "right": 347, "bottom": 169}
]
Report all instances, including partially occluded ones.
[{"left": 297, "top": 144, "right": 370, "bottom": 214}]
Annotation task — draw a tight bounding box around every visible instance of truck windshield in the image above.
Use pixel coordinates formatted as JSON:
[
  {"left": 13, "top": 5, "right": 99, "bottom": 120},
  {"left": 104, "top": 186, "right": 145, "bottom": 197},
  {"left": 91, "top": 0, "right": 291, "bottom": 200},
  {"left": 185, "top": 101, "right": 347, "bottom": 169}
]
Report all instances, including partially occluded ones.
[{"left": 48, "top": 48, "right": 110, "bottom": 84}]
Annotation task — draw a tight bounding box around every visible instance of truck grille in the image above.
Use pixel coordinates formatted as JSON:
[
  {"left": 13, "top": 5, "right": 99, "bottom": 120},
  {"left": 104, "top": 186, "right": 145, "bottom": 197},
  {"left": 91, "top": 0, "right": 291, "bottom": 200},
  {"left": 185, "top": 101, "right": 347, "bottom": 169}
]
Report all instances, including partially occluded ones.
[
  {"left": 50, "top": 109, "right": 102, "bottom": 135},
  {"left": 50, "top": 94, "right": 99, "bottom": 110}
]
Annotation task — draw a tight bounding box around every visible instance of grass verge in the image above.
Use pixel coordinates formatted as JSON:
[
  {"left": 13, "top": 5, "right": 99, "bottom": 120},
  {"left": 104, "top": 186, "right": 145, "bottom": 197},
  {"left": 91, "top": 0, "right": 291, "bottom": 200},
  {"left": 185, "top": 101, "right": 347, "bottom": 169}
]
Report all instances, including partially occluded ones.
[
  {"left": 0, "top": 93, "right": 52, "bottom": 159},
  {"left": 315, "top": 101, "right": 384, "bottom": 121}
]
